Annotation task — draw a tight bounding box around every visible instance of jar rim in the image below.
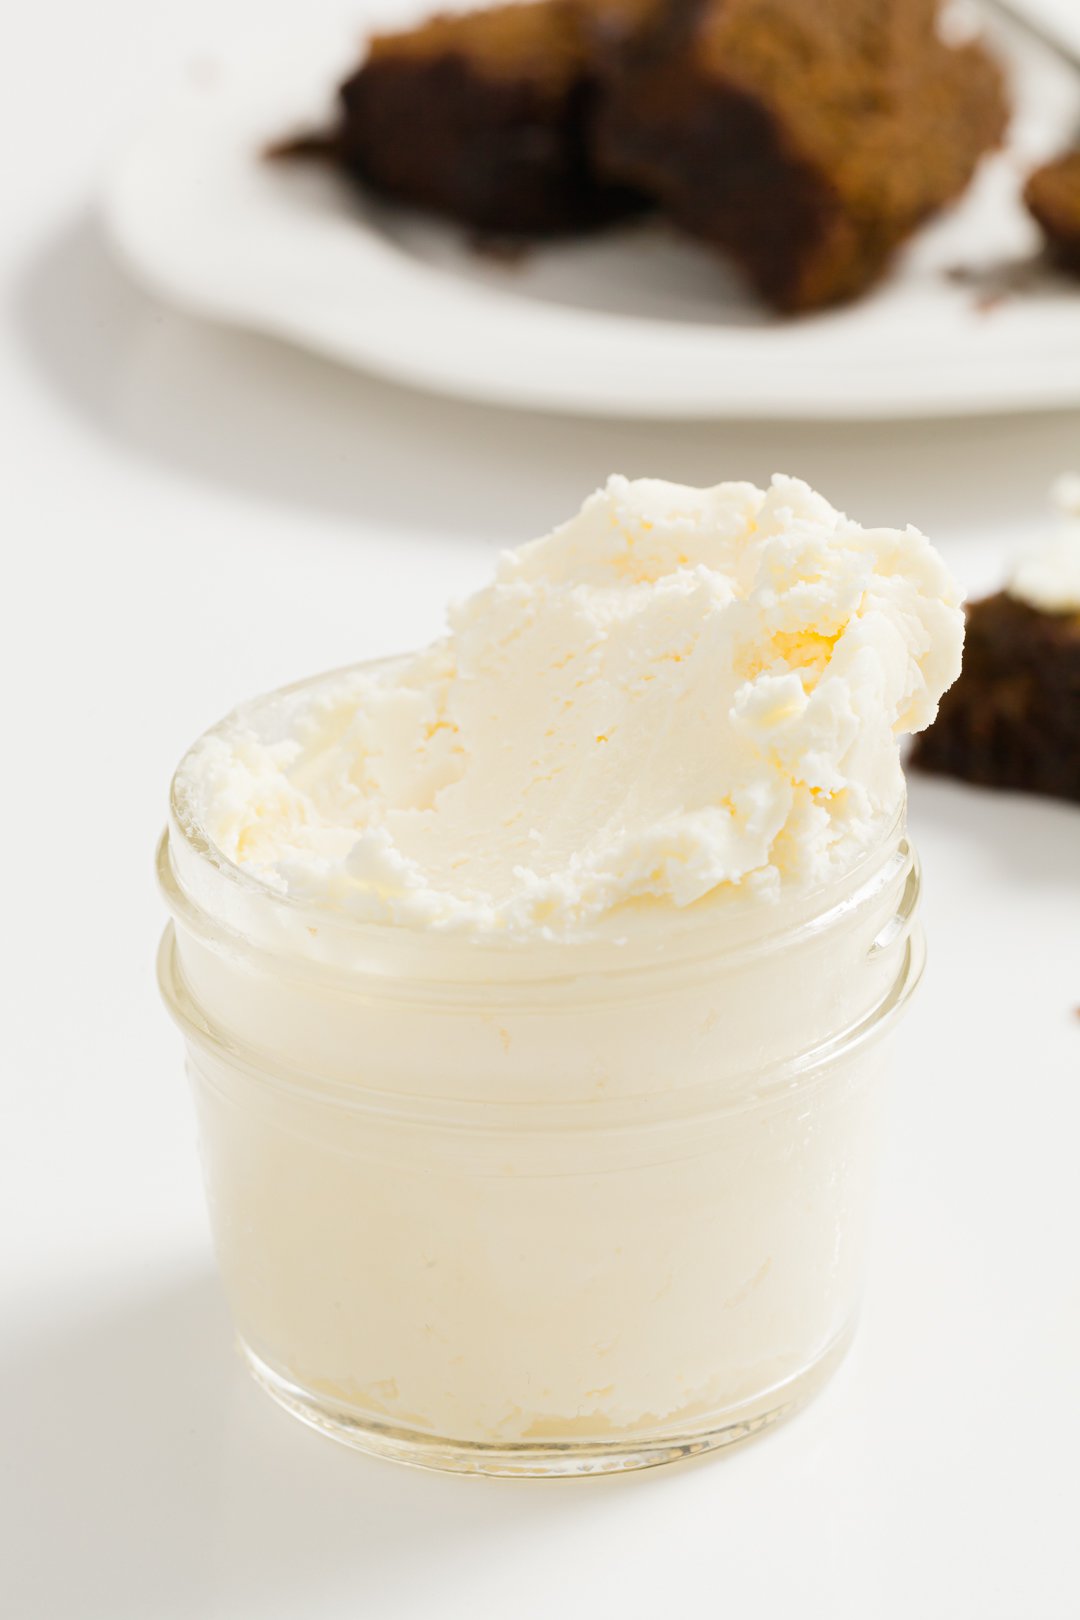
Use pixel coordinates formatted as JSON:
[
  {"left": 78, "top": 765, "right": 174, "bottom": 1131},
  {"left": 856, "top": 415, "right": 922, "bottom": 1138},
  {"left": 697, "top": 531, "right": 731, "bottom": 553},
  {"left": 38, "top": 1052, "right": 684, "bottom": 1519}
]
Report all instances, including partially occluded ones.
[
  {"left": 157, "top": 915, "right": 924, "bottom": 1123},
  {"left": 164, "top": 657, "right": 910, "bottom": 990}
]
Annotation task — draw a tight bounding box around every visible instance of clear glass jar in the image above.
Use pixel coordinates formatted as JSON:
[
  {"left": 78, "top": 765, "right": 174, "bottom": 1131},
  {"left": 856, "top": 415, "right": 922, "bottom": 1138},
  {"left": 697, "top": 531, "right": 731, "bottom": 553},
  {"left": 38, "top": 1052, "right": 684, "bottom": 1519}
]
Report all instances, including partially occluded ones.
[{"left": 158, "top": 673, "right": 924, "bottom": 1478}]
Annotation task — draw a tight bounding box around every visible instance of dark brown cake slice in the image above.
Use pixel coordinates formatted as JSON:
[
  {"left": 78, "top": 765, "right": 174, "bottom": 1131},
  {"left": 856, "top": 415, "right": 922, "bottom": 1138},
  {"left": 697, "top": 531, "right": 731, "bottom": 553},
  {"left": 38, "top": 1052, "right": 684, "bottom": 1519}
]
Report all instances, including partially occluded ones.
[
  {"left": 335, "top": 0, "right": 645, "bottom": 235},
  {"left": 910, "top": 592, "right": 1080, "bottom": 805},
  {"left": 1025, "top": 150, "right": 1080, "bottom": 274},
  {"left": 591, "top": 0, "right": 1009, "bottom": 312}
]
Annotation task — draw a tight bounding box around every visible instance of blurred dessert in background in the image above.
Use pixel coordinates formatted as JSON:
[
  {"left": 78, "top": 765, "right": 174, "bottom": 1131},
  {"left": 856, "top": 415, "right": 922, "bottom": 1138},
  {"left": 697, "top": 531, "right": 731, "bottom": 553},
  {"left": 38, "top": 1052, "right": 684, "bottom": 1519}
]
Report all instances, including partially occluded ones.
[
  {"left": 593, "top": 0, "right": 1009, "bottom": 311},
  {"left": 911, "top": 478, "right": 1080, "bottom": 804},
  {"left": 1025, "top": 150, "right": 1080, "bottom": 274},
  {"left": 335, "top": 0, "right": 646, "bottom": 234},
  {"left": 296, "top": 0, "right": 1008, "bottom": 312}
]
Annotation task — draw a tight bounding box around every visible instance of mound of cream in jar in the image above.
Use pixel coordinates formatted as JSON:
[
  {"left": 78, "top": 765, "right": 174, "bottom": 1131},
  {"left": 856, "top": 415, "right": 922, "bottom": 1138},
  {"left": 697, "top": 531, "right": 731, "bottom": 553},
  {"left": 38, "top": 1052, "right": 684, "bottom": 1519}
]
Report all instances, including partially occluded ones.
[
  {"left": 162, "top": 473, "right": 964, "bottom": 1474},
  {"left": 176, "top": 474, "right": 963, "bottom": 936}
]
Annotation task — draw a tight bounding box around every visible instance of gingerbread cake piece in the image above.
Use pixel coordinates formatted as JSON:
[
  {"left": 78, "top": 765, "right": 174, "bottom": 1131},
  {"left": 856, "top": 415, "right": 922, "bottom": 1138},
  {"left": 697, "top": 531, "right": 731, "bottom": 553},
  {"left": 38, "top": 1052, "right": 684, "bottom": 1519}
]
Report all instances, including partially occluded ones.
[
  {"left": 592, "top": 0, "right": 1009, "bottom": 312},
  {"left": 910, "top": 591, "right": 1080, "bottom": 804},
  {"left": 1025, "top": 150, "right": 1080, "bottom": 274},
  {"left": 335, "top": 0, "right": 644, "bottom": 235}
]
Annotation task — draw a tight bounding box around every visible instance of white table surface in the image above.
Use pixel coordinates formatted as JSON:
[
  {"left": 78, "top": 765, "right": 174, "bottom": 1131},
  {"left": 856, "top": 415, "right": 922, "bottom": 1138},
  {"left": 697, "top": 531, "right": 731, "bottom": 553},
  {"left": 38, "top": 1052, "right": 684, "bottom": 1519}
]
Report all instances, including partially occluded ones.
[{"left": 4, "top": 2, "right": 1080, "bottom": 1616}]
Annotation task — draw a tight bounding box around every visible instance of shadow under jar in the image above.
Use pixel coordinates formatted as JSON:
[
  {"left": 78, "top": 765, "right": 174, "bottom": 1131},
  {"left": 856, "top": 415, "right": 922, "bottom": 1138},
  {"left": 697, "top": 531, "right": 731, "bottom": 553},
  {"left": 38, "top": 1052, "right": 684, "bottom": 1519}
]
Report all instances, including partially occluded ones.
[{"left": 158, "top": 702, "right": 923, "bottom": 1478}]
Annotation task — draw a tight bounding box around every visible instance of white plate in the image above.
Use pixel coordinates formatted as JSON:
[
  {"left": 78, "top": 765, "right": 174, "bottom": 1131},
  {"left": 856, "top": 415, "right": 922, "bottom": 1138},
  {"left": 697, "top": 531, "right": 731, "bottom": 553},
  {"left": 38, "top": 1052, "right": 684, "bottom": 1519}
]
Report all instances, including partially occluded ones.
[{"left": 104, "top": 2, "right": 1080, "bottom": 419}]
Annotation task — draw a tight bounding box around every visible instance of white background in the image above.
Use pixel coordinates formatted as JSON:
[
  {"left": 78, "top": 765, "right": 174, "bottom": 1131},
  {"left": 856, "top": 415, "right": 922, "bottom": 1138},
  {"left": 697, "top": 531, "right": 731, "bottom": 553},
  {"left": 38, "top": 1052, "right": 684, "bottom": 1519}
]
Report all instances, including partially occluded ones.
[{"left": 3, "top": 2, "right": 1079, "bottom": 1617}]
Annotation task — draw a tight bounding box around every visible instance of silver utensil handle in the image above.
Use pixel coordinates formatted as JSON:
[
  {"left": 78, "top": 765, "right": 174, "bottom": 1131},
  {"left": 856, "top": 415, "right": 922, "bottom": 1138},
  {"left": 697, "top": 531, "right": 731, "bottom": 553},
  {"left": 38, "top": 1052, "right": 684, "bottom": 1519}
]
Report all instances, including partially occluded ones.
[{"left": 980, "top": 0, "right": 1080, "bottom": 74}]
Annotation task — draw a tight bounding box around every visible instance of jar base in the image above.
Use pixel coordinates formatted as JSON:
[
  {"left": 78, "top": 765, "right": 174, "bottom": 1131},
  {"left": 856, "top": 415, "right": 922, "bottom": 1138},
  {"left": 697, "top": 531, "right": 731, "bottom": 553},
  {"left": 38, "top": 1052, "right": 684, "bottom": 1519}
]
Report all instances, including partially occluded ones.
[{"left": 239, "top": 1326, "right": 855, "bottom": 1478}]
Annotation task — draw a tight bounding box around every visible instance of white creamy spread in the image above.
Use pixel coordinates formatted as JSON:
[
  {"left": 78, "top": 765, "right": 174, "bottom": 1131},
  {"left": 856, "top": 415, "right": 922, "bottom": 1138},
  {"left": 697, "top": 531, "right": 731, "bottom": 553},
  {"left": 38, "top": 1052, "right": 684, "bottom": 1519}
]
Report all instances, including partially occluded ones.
[
  {"left": 177, "top": 474, "right": 963, "bottom": 938},
  {"left": 166, "top": 471, "right": 959, "bottom": 1459},
  {"left": 1008, "top": 474, "right": 1080, "bottom": 615}
]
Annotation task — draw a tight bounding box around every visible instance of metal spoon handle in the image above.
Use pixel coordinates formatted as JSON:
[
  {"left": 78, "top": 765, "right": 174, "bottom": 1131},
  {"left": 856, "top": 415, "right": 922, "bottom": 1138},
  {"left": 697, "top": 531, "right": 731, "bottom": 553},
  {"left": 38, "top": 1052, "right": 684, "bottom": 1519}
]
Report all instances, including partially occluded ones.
[{"left": 980, "top": 0, "right": 1080, "bottom": 75}]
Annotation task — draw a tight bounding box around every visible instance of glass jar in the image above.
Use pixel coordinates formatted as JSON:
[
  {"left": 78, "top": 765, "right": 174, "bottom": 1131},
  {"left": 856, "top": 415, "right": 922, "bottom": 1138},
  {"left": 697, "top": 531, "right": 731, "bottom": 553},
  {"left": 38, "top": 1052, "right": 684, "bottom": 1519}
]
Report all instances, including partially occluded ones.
[{"left": 158, "top": 673, "right": 924, "bottom": 1478}]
